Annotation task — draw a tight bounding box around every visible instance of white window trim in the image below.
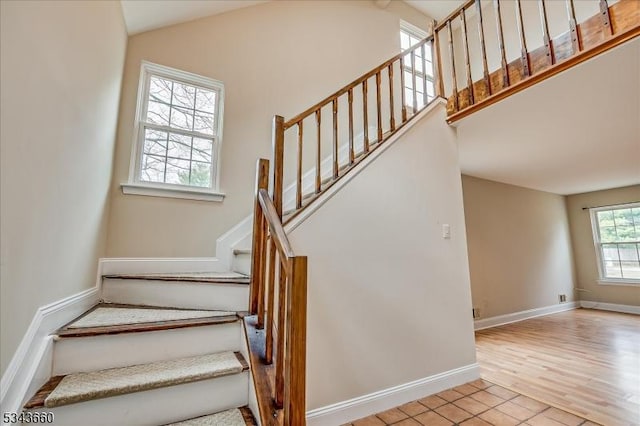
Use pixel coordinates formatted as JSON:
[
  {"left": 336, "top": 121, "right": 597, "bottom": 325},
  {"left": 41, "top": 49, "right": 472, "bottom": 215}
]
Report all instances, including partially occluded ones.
[
  {"left": 122, "top": 61, "right": 226, "bottom": 202},
  {"left": 589, "top": 202, "right": 640, "bottom": 286},
  {"left": 400, "top": 21, "right": 436, "bottom": 105}
]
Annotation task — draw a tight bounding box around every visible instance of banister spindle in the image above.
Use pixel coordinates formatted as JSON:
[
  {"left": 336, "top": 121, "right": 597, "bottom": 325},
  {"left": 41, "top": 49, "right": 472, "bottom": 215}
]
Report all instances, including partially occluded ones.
[
  {"left": 446, "top": 20, "right": 459, "bottom": 111},
  {"left": 275, "top": 263, "right": 286, "bottom": 408},
  {"left": 460, "top": 8, "right": 474, "bottom": 105},
  {"left": 538, "top": 0, "right": 555, "bottom": 65},
  {"left": 493, "top": 0, "right": 510, "bottom": 88},
  {"left": 256, "top": 212, "right": 267, "bottom": 329},
  {"left": 388, "top": 64, "right": 396, "bottom": 131},
  {"left": 348, "top": 88, "right": 354, "bottom": 164},
  {"left": 332, "top": 99, "right": 338, "bottom": 178},
  {"left": 411, "top": 49, "right": 418, "bottom": 113},
  {"left": 296, "top": 121, "right": 303, "bottom": 209},
  {"left": 376, "top": 71, "right": 383, "bottom": 141},
  {"left": 433, "top": 26, "right": 445, "bottom": 98},
  {"left": 272, "top": 116, "right": 285, "bottom": 217},
  {"left": 264, "top": 240, "right": 275, "bottom": 364},
  {"left": 315, "top": 110, "right": 321, "bottom": 194},
  {"left": 599, "top": 0, "right": 612, "bottom": 36},
  {"left": 515, "top": 0, "right": 531, "bottom": 77},
  {"left": 566, "top": 0, "right": 581, "bottom": 54},
  {"left": 421, "top": 43, "right": 428, "bottom": 106},
  {"left": 476, "top": 0, "right": 491, "bottom": 95},
  {"left": 249, "top": 159, "right": 269, "bottom": 315},
  {"left": 362, "top": 80, "right": 370, "bottom": 153},
  {"left": 399, "top": 56, "right": 407, "bottom": 121}
]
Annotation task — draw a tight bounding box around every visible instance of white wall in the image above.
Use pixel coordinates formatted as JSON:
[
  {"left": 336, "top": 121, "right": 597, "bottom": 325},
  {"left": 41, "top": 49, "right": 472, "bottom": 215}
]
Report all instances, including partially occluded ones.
[
  {"left": 106, "top": 0, "right": 432, "bottom": 257},
  {"left": 462, "top": 175, "right": 576, "bottom": 319},
  {"left": 0, "top": 1, "right": 127, "bottom": 375},
  {"left": 289, "top": 103, "right": 477, "bottom": 410},
  {"left": 566, "top": 185, "right": 640, "bottom": 307}
]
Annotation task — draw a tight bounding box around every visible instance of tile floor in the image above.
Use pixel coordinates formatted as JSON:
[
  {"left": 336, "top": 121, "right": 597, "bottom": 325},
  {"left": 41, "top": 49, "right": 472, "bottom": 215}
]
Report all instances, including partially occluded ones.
[{"left": 346, "top": 379, "right": 599, "bottom": 426}]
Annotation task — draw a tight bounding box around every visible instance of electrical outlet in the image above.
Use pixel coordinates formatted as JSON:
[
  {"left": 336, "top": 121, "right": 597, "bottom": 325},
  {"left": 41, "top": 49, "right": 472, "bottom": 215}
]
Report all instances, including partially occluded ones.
[
  {"left": 472, "top": 308, "right": 480, "bottom": 319},
  {"left": 559, "top": 294, "right": 567, "bottom": 303}
]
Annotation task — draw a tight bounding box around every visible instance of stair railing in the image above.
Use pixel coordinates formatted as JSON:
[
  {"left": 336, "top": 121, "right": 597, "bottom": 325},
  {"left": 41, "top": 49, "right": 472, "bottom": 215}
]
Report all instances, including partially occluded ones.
[
  {"left": 271, "top": 32, "right": 440, "bottom": 223},
  {"left": 434, "top": 0, "right": 640, "bottom": 122},
  {"left": 249, "top": 158, "right": 308, "bottom": 425}
]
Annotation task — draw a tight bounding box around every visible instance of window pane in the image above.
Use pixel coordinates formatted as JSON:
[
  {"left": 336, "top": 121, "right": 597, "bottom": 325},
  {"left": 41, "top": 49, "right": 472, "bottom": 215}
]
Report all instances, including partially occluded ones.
[
  {"left": 425, "top": 60, "right": 434, "bottom": 77},
  {"left": 194, "top": 112, "right": 214, "bottom": 135},
  {"left": 140, "top": 154, "right": 165, "bottom": 183},
  {"left": 425, "top": 45, "right": 433, "bottom": 62},
  {"left": 616, "top": 226, "right": 637, "bottom": 241},
  {"left": 404, "top": 71, "right": 413, "bottom": 89},
  {"left": 146, "top": 101, "right": 170, "bottom": 126},
  {"left": 632, "top": 208, "right": 640, "bottom": 226},
  {"left": 192, "top": 137, "right": 212, "bottom": 163},
  {"left": 168, "top": 133, "right": 192, "bottom": 160},
  {"left": 602, "top": 244, "right": 620, "bottom": 262},
  {"left": 621, "top": 261, "right": 640, "bottom": 279},
  {"left": 604, "top": 261, "right": 623, "bottom": 278},
  {"left": 149, "top": 77, "right": 172, "bottom": 104},
  {"left": 172, "top": 82, "right": 195, "bottom": 109},
  {"left": 165, "top": 158, "right": 191, "bottom": 185},
  {"left": 599, "top": 226, "right": 617, "bottom": 243},
  {"left": 195, "top": 89, "right": 216, "bottom": 113},
  {"left": 190, "top": 161, "right": 211, "bottom": 187},
  {"left": 619, "top": 244, "right": 639, "bottom": 261},
  {"left": 143, "top": 128, "right": 167, "bottom": 156},
  {"left": 613, "top": 208, "right": 633, "bottom": 226},
  {"left": 427, "top": 81, "right": 435, "bottom": 98},
  {"left": 400, "top": 32, "right": 410, "bottom": 50},
  {"left": 597, "top": 210, "right": 614, "bottom": 227},
  {"left": 170, "top": 106, "right": 194, "bottom": 131}
]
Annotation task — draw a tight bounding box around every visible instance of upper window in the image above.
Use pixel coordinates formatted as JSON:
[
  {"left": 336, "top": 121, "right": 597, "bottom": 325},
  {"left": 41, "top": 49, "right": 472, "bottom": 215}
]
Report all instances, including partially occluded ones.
[
  {"left": 590, "top": 203, "right": 640, "bottom": 284},
  {"left": 124, "top": 62, "right": 225, "bottom": 201},
  {"left": 400, "top": 21, "right": 435, "bottom": 109}
]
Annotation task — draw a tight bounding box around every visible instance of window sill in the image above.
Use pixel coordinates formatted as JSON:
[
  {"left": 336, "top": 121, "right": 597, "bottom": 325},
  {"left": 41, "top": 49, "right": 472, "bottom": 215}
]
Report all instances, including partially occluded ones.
[
  {"left": 597, "top": 279, "right": 640, "bottom": 287},
  {"left": 121, "top": 183, "right": 225, "bottom": 202}
]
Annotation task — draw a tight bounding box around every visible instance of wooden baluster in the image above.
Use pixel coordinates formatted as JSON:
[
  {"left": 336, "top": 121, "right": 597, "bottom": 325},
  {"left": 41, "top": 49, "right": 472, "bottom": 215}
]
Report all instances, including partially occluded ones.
[
  {"left": 460, "top": 8, "right": 474, "bottom": 105},
  {"left": 422, "top": 43, "right": 428, "bottom": 106},
  {"left": 476, "top": 0, "right": 491, "bottom": 95},
  {"left": 283, "top": 256, "right": 308, "bottom": 426},
  {"left": 362, "top": 80, "right": 370, "bottom": 153},
  {"left": 566, "top": 0, "right": 581, "bottom": 54},
  {"left": 515, "top": 0, "right": 531, "bottom": 77},
  {"left": 599, "top": 0, "right": 612, "bottom": 36},
  {"left": 332, "top": 99, "right": 338, "bottom": 179},
  {"left": 256, "top": 212, "right": 267, "bottom": 329},
  {"left": 296, "top": 121, "right": 303, "bottom": 209},
  {"left": 538, "top": 0, "right": 555, "bottom": 65},
  {"left": 446, "top": 20, "right": 459, "bottom": 111},
  {"left": 275, "top": 261, "right": 286, "bottom": 408},
  {"left": 272, "top": 116, "right": 285, "bottom": 217},
  {"left": 315, "top": 110, "right": 321, "bottom": 194},
  {"left": 376, "top": 71, "right": 383, "bottom": 141},
  {"left": 433, "top": 26, "right": 445, "bottom": 98},
  {"left": 249, "top": 159, "right": 269, "bottom": 315},
  {"left": 348, "top": 88, "right": 354, "bottom": 164},
  {"left": 493, "top": 0, "right": 510, "bottom": 88},
  {"left": 264, "top": 239, "right": 275, "bottom": 364},
  {"left": 388, "top": 64, "right": 396, "bottom": 131},
  {"left": 399, "top": 56, "right": 407, "bottom": 121},
  {"left": 411, "top": 49, "right": 418, "bottom": 113}
]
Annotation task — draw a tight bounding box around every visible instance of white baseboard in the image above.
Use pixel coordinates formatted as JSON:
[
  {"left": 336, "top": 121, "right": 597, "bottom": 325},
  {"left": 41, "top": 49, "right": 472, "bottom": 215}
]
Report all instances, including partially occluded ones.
[
  {"left": 100, "top": 257, "right": 224, "bottom": 275},
  {"left": 474, "top": 302, "right": 579, "bottom": 331},
  {"left": 580, "top": 301, "right": 640, "bottom": 315},
  {"left": 0, "top": 262, "right": 103, "bottom": 422},
  {"left": 305, "top": 362, "right": 479, "bottom": 426}
]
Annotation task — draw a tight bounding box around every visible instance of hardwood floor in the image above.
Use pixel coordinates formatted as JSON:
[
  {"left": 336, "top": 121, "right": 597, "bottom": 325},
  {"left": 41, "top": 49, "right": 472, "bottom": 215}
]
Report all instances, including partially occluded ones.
[{"left": 475, "top": 308, "right": 640, "bottom": 426}]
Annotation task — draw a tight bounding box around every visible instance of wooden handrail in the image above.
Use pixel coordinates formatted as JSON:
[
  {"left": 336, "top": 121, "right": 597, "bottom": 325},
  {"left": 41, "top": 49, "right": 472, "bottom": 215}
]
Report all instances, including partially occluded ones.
[
  {"left": 250, "top": 158, "right": 308, "bottom": 425},
  {"left": 284, "top": 35, "right": 434, "bottom": 129}
]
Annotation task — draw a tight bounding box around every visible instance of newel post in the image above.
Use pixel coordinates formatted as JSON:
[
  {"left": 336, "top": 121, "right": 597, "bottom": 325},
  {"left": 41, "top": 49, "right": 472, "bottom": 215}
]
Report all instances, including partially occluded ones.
[{"left": 249, "top": 159, "right": 269, "bottom": 317}]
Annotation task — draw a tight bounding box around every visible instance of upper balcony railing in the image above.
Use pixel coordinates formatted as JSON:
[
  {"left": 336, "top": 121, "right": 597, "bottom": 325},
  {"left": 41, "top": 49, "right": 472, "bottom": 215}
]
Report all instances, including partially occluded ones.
[{"left": 433, "top": 0, "right": 640, "bottom": 122}]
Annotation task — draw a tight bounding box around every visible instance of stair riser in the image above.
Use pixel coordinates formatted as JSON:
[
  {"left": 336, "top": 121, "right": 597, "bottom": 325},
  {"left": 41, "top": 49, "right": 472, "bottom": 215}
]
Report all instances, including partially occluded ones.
[
  {"left": 102, "top": 279, "right": 249, "bottom": 311},
  {"left": 232, "top": 253, "right": 251, "bottom": 276},
  {"left": 53, "top": 322, "right": 242, "bottom": 375},
  {"left": 28, "top": 373, "right": 248, "bottom": 426}
]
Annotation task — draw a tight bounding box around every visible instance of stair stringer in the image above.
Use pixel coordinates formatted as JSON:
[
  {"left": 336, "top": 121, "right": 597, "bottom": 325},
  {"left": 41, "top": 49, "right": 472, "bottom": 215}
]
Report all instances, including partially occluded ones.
[{"left": 216, "top": 99, "right": 447, "bottom": 270}]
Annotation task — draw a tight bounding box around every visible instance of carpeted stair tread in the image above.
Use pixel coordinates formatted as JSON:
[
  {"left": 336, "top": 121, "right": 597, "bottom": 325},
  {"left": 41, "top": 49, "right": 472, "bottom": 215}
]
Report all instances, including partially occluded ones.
[
  {"left": 67, "top": 306, "right": 236, "bottom": 328},
  {"left": 31, "top": 351, "right": 247, "bottom": 408},
  {"left": 103, "top": 271, "right": 250, "bottom": 284},
  {"left": 165, "top": 408, "right": 248, "bottom": 425}
]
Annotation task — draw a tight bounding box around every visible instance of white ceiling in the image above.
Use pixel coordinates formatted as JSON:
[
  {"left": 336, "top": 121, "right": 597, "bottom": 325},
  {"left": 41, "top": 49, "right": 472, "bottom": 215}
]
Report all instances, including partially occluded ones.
[
  {"left": 455, "top": 38, "right": 640, "bottom": 196},
  {"left": 120, "top": 0, "right": 268, "bottom": 35}
]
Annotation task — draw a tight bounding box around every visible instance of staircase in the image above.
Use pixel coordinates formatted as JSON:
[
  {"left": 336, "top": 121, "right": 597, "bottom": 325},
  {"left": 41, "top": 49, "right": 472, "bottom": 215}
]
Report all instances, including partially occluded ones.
[{"left": 21, "top": 273, "right": 258, "bottom": 426}]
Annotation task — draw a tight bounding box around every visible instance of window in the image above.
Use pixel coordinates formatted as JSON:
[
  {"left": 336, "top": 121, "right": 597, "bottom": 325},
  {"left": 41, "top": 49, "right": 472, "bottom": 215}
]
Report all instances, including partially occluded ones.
[
  {"left": 123, "top": 62, "right": 225, "bottom": 201},
  {"left": 400, "top": 21, "right": 435, "bottom": 110},
  {"left": 590, "top": 203, "right": 640, "bottom": 284}
]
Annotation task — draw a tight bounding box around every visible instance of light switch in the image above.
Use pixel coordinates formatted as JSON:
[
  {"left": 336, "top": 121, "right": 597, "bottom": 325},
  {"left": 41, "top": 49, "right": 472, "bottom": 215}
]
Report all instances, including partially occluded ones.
[{"left": 442, "top": 224, "right": 451, "bottom": 239}]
